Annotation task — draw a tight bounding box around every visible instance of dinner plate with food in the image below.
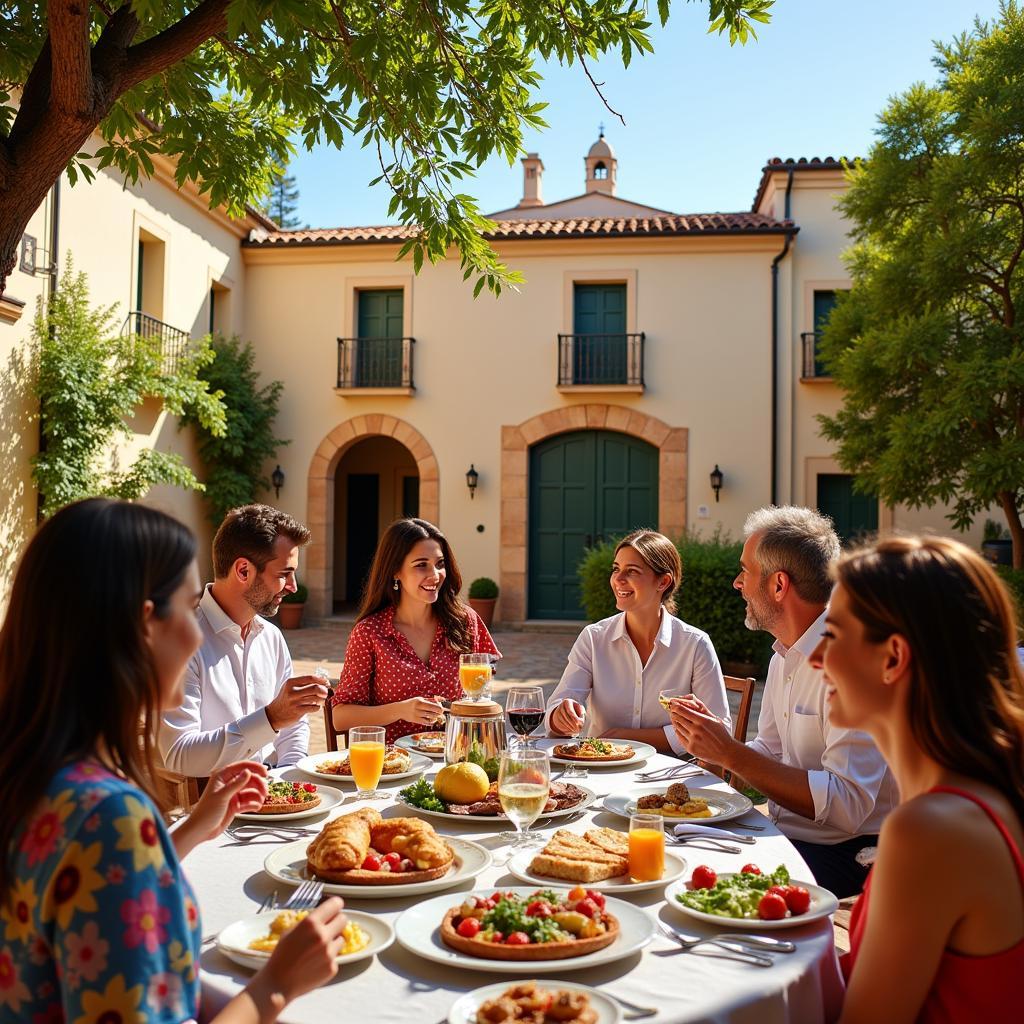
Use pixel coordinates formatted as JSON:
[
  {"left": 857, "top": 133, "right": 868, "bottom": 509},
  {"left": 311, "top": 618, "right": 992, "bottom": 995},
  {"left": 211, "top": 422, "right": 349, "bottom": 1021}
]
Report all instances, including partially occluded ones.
[
  {"left": 395, "top": 886, "right": 655, "bottom": 973},
  {"left": 506, "top": 826, "right": 687, "bottom": 894},
  {"left": 233, "top": 780, "right": 344, "bottom": 822},
  {"left": 395, "top": 731, "right": 446, "bottom": 758},
  {"left": 263, "top": 808, "right": 493, "bottom": 898},
  {"left": 294, "top": 746, "right": 432, "bottom": 783},
  {"left": 665, "top": 864, "right": 839, "bottom": 930},
  {"left": 447, "top": 981, "right": 620, "bottom": 1024},
  {"left": 602, "top": 782, "right": 753, "bottom": 824},
  {"left": 542, "top": 738, "right": 656, "bottom": 768},
  {"left": 399, "top": 776, "right": 597, "bottom": 822},
  {"left": 216, "top": 908, "right": 394, "bottom": 971}
]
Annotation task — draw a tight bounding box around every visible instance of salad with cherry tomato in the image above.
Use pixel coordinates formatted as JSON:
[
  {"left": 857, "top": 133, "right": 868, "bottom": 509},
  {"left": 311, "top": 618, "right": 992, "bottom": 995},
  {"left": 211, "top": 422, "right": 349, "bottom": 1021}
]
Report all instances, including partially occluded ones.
[
  {"left": 449, "top": 888, "right": 611, "bottom": 944},
  {"left": 677, "top": 865, "right": 814, "bottom": 921}
]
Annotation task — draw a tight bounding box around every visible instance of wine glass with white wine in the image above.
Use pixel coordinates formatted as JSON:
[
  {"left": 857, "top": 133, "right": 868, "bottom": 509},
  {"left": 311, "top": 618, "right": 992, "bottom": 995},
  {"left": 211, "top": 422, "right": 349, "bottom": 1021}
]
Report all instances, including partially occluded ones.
[{"left": 497, "top": 749, "right": 550, "bottom": 850}]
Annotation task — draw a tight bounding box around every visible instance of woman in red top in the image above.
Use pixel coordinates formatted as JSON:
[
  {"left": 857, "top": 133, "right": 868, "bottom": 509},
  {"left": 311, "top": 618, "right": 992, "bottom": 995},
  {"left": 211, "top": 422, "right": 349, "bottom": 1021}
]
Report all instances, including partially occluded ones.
[
  {"left": 810, "top": 536, "right": 1024, "bottom": 1023},
  {"left": 331, "top": 518, "right": 500, "bottom": 744}
]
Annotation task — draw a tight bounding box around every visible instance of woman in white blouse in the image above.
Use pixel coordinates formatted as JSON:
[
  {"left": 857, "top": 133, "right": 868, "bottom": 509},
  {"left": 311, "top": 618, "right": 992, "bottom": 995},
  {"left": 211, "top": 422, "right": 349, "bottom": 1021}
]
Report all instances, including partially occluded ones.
[{"left": 547, "top": 530, "right": 731, "bottom": 754}]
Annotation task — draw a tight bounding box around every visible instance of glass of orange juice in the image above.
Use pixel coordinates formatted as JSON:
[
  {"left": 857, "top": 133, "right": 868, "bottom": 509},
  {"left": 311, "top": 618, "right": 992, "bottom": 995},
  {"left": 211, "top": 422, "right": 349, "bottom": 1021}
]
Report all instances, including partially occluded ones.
[
  {"left": 348, "top": 726, "right": 386, "bottom": 799},
  {"left": 459, "top": 653, "right": 492, "bottom": 701},
  {"left": 628, "top": 812, "right": 665, "bottom": 882}
]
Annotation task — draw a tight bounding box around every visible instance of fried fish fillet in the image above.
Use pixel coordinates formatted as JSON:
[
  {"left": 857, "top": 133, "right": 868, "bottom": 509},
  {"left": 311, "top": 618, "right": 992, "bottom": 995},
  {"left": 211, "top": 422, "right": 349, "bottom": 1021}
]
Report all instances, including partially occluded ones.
[
  {"left": 370, "top": 817, "right": 452, "bottom": 870},
  {"left": 306, "top": 807, "right": 382, "bottom": 873}
]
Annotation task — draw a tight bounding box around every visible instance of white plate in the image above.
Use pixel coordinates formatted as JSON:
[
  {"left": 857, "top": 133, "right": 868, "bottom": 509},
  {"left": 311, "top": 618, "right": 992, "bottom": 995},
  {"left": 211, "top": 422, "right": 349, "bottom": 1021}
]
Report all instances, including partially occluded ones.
[
  {"left": 602, "top": 784, "right": 753, "bottom": 824},
  {"left": 399, "top": 784, "right": 598, "bottom": 824},
  {"left": 539, "top": 738, "right": 656, "bottom": 768},
  {"left": 665, "top": 874, "right": 839, "bottom": 930},
  {"left": 395, "top": 887, "right": 655, "bottom": 973},
  {"left": 294, "top": 750, "right": 434, "bottom": 783},
  {"left": 234, "top": 785, "right": 345, "bottom": 822},
  {"left": 506, "top": 846, "right": 687, "bottom": 894},
  {"left": 448, "top": 981, "right": 621, "bottom": 1024},
  {"left": 263, "top": 836, "right": 493, "bottom": 898},
  {"left": 216, "top": 909, "right": 393, "bottom": 970},
  {"left": 395, "top": 733, "right": 446, "bottom": 758}
]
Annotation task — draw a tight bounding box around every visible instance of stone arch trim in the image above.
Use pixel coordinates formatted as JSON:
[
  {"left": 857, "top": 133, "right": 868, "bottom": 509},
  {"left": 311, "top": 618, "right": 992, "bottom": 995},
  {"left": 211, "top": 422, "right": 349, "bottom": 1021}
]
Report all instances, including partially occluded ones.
[
  {"left": 499, "top": 404, "right": 687, "bottom": 622},
  {"left": 305, "top": 415, "right": 439, "bottom": 619}
]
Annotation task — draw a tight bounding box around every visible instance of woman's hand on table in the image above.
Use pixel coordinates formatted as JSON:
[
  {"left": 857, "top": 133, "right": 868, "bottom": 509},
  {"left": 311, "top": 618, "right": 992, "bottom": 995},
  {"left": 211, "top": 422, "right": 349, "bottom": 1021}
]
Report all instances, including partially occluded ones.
[
  {"left": 172, "top": 761, "right": 268, "bottom": 859},
  {"left": 550, "top": 699, "right": 585, "bottom": 736},
  {"left": 395, "top": 696, "right": 447, "bottom": 726}
]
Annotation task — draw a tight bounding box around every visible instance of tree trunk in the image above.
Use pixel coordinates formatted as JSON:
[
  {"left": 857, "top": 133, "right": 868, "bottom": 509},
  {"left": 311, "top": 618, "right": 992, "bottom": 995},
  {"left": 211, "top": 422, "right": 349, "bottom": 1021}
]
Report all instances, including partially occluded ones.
[{"left": 999, "top": 490, "right": 1024, "bottom": 570}]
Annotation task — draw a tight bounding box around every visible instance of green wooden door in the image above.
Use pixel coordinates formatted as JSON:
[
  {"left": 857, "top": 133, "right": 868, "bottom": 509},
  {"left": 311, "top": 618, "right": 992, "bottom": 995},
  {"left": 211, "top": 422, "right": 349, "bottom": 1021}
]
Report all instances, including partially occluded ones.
[
  {"left": 812, "top": 290, "right": 838, "bottom": 377},
  {"left": 528, "top": 430, "right": 658, "bottom": 619},
  {"left": 357, "top": 289, "right": 403, "bottom": 385},
  {"left": 573, "top": 284, "right": 627, "bottom": 384},
  {"left": 817, "top": 473, "right": 878, "bottom": 544}
]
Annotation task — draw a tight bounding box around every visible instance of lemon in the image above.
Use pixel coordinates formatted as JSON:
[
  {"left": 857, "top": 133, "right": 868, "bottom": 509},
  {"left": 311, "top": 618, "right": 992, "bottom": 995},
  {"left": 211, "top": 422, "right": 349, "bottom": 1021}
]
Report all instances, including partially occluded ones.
[{"left": 434, "top": 762, "right": 490, "bottom": 804}]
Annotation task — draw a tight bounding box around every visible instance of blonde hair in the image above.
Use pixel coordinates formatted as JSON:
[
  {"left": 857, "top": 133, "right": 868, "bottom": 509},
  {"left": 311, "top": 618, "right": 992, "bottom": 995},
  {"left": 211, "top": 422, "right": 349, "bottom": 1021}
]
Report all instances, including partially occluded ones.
[{"left": 614, "top": 530, "right": 682, "bottom": 614}]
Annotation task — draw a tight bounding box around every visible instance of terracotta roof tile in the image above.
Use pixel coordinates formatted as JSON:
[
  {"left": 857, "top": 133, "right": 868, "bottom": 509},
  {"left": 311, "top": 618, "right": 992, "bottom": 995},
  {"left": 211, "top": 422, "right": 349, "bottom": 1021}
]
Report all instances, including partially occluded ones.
[{"left": 751, "top": 156, "right": 856, "bottom": 212}]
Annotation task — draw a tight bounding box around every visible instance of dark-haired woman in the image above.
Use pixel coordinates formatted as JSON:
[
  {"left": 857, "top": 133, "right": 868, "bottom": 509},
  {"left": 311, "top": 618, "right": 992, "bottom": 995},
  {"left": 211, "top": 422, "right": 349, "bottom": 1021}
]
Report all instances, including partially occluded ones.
[
  {"left": 331, "top": 518, "right": 499, "bottom": 743},
  {"left": 810, "top": 536, "right": 1024, "bottom": 1022},
  {"left": 0, "top": 498, "right": 348, "bottom": 1024}
]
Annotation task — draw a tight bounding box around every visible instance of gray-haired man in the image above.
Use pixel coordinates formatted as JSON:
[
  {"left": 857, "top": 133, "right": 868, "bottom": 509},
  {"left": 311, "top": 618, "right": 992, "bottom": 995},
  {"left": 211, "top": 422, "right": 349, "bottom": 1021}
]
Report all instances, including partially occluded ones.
[{"left": 669, "top": 506, "right": 898, "bottom": 897}]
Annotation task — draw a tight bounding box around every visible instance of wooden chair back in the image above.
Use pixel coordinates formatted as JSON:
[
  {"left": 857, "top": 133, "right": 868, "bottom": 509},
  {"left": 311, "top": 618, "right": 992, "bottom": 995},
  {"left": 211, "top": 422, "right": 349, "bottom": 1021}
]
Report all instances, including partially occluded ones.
[
  {"left": 323, "top": 697, "right": 343, "bottom": 752},
  {"left": 723, "top": 674, "right": 756, "bottom": 743}
]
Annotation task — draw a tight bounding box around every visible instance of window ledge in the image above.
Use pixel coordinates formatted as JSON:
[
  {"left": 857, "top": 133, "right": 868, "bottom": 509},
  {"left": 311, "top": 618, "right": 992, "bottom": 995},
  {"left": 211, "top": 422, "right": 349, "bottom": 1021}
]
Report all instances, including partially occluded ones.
[
  {"left": 799, "top": 375, "right": 835, "bottom": 384},
  {"left": 334, "top": 386, "right": 415, "bottom": 396},
  {"left": 0, "top": 293, "right": 27, "bottom": 324},
  {"left": 557, "top": 383, "right": 644, "bottom": 394}
]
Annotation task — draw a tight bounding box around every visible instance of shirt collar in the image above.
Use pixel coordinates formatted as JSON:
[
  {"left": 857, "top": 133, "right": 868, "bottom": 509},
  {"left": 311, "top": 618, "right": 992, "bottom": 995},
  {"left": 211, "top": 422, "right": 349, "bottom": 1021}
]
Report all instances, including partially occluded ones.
[
  {"left": 772, "top": 609, "right": 828, "bottom": 660},
  {"left": 610, "top": 607, "right": 672, "bottom": 646},
  {"left": 200, "top": 584, "right": 264, "bottom": 638}
]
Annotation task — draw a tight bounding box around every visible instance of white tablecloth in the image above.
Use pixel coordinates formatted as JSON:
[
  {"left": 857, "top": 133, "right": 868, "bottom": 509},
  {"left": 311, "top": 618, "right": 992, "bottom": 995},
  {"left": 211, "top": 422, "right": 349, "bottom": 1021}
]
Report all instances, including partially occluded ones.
[{"left": 188, "top": 748, "right": 844, "bottom": 1023}]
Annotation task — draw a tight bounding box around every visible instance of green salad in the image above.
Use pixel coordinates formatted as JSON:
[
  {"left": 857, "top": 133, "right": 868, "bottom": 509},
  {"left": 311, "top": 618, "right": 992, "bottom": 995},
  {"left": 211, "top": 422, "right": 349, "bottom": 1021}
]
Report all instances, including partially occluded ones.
[
  {"left": 677, "top": 865, "right": 791, "bottom": 919},
  {"left": 399, "top": 777, "right": 447, "bottom": 813}
]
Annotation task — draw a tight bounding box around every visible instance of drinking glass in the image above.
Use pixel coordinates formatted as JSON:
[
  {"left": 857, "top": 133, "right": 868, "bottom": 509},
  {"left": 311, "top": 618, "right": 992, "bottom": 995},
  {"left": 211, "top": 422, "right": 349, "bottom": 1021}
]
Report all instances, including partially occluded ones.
[
  {"left": 628, "top": 812, "right": 666, "bottom": 882},
  {"left": 348, "top": 725, "right": 386, "bottom": 799},
  {"left": 560, "top": 700, "right": 588, "bottom": 780},
  {"left": 658, "top": 687, "right": 684, "bottom": 711},
  {"left": 459, "top": 653, "right": 493, "bottom": 702},
  {"left": 506, "top": 686, "right": 545, "bottom": 749},
  {"left": 497, "top": 749, "right": 550, "bottom": 849}
]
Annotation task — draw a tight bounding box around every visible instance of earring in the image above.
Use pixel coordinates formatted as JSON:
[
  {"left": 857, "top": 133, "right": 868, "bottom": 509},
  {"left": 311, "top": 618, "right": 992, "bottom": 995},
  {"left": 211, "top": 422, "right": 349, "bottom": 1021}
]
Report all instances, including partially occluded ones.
[{"left": 393, "top": 579, "right": 400, "bottom": 591}]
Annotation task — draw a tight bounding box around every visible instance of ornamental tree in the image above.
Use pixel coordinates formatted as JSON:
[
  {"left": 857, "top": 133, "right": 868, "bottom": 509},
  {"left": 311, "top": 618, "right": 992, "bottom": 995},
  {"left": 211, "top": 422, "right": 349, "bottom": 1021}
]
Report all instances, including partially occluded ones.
[
  {"left": 818, "top": 2, "right": 1024, "bottom": 567},
  {"left": 0, "top": 0, "right": 774, "bottom": 294}
]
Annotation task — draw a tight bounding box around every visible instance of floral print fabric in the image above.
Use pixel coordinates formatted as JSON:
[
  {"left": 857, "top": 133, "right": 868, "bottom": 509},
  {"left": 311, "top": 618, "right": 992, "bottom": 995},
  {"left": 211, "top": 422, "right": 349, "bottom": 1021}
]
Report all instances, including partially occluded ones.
[{"left": 1, "top": 760, "right": 200, "bottom": 1024}]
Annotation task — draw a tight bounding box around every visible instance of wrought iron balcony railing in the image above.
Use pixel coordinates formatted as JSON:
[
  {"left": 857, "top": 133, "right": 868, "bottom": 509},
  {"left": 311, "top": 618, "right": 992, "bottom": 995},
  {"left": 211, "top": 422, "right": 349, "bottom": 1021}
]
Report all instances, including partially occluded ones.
[
  {"left": 557, "top": 332, "right": 645, "bottom": 387},
  {"left": 801, "top": 332, "right": 832, "bottom": 380},
  {"left": 337, "top": 336, "right": 415, "bottom": 389},
  {"left": 122, "top": 311, "right": 191, "bottom": 375}
]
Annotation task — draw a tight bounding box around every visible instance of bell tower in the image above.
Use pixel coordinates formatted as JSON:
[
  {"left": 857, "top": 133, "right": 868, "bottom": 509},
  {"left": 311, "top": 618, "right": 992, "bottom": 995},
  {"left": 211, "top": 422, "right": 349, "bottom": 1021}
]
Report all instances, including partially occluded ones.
[{"left": 584, "top": 128, "right": 617, "bottom": 195}]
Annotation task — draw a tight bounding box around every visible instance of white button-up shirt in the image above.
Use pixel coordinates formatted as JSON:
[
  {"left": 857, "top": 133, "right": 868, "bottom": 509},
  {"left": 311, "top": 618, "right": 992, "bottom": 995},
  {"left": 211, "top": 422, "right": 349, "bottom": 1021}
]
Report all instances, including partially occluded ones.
[
  {"left": 159, "top": 586, "right": 308, "bottom": 776},
  {"left": 545, "top": 610, "right": 731, "bottom": 754},
  {"left": 748, "top": 610, "right": 898, "bottom": 844}
]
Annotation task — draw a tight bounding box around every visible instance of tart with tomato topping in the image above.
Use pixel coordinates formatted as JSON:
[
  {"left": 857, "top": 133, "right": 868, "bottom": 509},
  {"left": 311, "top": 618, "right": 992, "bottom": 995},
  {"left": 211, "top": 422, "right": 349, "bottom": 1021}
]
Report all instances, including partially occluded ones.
[
  {"left": 256, "top": 780, "right": 322, "bottom": 815},
  {"left": 552, "top": 738, "right": 634, "bottom": 762}
]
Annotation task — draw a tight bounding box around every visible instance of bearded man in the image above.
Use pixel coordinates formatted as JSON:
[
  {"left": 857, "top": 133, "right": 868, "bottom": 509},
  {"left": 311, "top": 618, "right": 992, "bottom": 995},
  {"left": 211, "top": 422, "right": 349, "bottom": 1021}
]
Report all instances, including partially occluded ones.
[
  {"left": 160, "top": 505, "right": 327, "bottom": 776},
  {"left": 668, "top": 506, "right": 897, "bottom": 897}
]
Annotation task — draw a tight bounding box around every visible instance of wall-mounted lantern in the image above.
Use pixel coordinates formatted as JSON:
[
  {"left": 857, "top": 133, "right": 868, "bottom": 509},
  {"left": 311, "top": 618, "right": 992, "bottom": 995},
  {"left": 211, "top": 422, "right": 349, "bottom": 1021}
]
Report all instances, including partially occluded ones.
[
  {"left": 272, "top": 465, "right": 285, "bottom": 499},
  {"left": 466, "top": 464, "right": 479, "bottom": 499},
  {"left": 710, "top": 464, "right": 724, "bottom": 503}
]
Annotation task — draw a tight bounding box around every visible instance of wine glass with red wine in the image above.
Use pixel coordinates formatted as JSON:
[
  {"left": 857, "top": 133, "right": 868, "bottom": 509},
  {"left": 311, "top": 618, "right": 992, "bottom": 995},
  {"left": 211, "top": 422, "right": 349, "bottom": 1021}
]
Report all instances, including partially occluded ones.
[{"left": 506, "top": 686, "right": 546, "bottom": 750}]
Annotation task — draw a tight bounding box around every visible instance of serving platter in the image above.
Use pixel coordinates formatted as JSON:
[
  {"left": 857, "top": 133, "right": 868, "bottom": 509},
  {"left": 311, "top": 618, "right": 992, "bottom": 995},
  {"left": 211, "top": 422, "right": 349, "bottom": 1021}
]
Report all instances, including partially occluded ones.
[
  {"left": 664, "top": 875, "right": 839, "bottom": 930},
  {"left": 399, "top": 784, "right": 598, "bottom": 824},
  {"left": 537, "top": 738, "right": 656, "bottom": 768}
]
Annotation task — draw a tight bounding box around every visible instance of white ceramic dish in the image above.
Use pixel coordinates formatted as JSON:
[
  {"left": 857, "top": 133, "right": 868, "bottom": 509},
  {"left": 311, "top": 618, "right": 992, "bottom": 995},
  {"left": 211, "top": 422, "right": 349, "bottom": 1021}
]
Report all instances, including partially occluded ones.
[
  {"left": 448, "top": 981, "right": 621, "bottom": 1024},
  {"left": 216, "top": 910, "right": 393, "bottom": 970},
  {"left": 395, "top": 886, "right": 655, "bottom": 974},
  {"left": 506, "top": 845, "right": 687, "bottom": 894},
  {"left": 294, "top": 750, "right": 433, "bottom": 783},
  {"left": 234, "top": 785, "right": 345, "bottom": 822},
  {"left": 602, "top": 784, "right": 753, "bottom": 825},
  {"left": 539, "top": 738, "right": 656, "bottom": 768},
  {"left": 263, "top": 835, "right": 493, "bottom": 898},
  {"left": 665, "top": 874, "right": 839, "bottom": 930},
  {"left": 395, "top": 733, "right": 446, "bottom": 758},
  {"left": 399, "top": 784, "right": 597, "bottom": 824}
]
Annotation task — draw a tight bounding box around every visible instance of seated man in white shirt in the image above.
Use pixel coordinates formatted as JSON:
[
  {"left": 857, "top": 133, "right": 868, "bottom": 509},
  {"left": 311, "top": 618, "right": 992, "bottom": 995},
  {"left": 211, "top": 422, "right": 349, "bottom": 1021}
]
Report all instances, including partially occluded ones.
[
  {"left": 160, "top": 504, "right": 328, "bottom": 777},
  {"left": 669, "top": 506, "right": 898, "bottom": 897}
]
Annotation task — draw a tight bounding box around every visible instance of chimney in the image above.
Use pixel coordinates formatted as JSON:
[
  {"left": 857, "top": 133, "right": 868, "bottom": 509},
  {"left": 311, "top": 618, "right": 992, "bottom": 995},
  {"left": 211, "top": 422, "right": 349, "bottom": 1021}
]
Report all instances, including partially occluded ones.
[{"left": 518, "top": 153, "right": 544, "bottom": 207}]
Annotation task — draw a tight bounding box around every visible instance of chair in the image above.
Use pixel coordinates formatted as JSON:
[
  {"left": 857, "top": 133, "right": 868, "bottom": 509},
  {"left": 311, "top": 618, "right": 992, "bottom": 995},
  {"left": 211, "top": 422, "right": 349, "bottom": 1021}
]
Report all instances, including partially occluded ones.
[{"left": 322, "top": 695, "right": 344, "bottom": 752}]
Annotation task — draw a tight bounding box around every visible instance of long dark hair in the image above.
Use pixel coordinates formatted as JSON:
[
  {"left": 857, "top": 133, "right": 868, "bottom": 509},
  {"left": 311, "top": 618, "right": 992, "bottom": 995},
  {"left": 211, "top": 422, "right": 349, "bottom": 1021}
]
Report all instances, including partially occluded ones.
[
  {"left": 0, "top": 498, "right": 197, "bottom": 898},
  {"left": 357, "top": 517, "right": 472, "bottom": 651},
  {"left": 836, "top": 535, "right": 1024, "bottom": 823}
]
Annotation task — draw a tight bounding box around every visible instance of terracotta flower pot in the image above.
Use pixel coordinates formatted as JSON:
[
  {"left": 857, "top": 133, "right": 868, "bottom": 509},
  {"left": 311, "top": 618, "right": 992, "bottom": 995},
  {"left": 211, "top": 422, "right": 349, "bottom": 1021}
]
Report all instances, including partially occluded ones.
[
  {"left": 468, "top": 597, "right": 497, "bottom": 629},
  {"left": 277, "top": 602, "right": 305, "bottom": 630}
]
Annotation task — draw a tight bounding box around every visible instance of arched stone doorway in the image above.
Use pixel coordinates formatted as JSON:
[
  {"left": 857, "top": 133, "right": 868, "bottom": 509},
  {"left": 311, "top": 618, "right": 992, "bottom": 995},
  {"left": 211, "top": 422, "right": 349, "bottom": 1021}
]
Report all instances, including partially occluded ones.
[
  {"left": 306, "top": 415, "right": 439, "bottom": 619},
  {"left": 500, "top": 404, "right": 687, "bottom": 622}
]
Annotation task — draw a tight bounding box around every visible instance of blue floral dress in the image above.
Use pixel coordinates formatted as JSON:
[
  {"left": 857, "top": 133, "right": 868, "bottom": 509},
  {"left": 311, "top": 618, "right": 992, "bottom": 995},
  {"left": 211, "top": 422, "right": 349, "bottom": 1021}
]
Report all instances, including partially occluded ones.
[{"left": 1, "top": 759, "right": 201, "bottom": 1024}]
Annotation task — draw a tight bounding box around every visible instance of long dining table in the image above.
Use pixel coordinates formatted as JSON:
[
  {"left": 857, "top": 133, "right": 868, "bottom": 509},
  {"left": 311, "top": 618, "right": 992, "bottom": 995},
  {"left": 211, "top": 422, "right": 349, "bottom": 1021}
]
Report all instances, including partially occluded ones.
[{"left": 189, "top": 744, "right": 845, "bottom": 1023}]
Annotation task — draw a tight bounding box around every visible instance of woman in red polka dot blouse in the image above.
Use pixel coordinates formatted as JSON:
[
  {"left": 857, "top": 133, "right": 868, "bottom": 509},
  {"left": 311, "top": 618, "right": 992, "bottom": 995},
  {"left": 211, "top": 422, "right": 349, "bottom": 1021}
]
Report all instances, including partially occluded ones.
[{"left": 331, "top": 518, "right": 500, "bottom": 744}]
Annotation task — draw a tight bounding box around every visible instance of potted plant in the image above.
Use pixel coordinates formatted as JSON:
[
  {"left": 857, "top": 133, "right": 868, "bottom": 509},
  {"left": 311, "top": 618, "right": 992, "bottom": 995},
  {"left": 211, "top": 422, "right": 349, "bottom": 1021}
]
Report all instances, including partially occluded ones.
[
  {"left": 277, "top": 583, "right": 308, "bottom": 629},
  {"left": 467, "top": 577, "right": 499, "bottom": 628},
  {"left": 982, "top": 519, "right": 1013, "bottom": 567}
]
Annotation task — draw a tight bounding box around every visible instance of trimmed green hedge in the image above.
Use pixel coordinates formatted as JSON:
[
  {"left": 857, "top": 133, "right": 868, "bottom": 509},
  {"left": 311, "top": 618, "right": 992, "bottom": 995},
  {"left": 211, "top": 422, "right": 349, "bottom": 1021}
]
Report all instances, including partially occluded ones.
[
  {"left": 578, "top": 531, "right": 774, "bottom": 677},
  {"left": 468, "top": 577, "right": 499, "bottom": 599}
]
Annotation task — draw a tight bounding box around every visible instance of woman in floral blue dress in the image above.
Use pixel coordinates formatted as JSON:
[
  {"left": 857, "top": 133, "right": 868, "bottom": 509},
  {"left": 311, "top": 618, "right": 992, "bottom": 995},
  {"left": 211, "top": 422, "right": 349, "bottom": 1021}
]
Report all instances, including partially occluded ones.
[{"left": 0, "top": 499, "right": 348, "bottom": 1024}]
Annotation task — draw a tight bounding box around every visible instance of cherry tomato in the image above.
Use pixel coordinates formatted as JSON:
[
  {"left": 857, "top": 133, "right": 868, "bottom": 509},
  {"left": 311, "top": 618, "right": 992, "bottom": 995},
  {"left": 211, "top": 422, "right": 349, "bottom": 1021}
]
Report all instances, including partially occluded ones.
[
  {"left": 505, "top": 932, "right": 531, "bottom": 945},
  {"left": 691, "top": 865, "right": 717, "bottom": 890},
  {"left": 526, "top": 900, "right": 553, "bottom": 917},
  {"left": 585, "top": 890, "right": 607, "bottom": 911},
  {"left": 456, "top": 917, "right": 481, "bottom": 938},
  {"left": 575, "top": 898, "right": 598, "bottom": 919},
  {"left": 361, "top": 854, "right": 382, "bottom": 871},
  {"left": 292, "top": 781, "right": 301, "bottom": 789},
  {"left": 287, "top": 796, "right": 299, "bottom": 803},
  {"left": 474, "top": 897, "right": 495, "bottom": 911},
  {"left": 383, "top": 852, "right": 402, "bottom": 869},
  {"left": 378, "top": 861, "right": 392, "bottom": 872},
  {"left": 303, "top": 782, "right": 316, "bottom": 793},
  {"left": 784, "top": 886, "right": 811, "bottom": 915},
  {"left": 399, "top": 859, "right": 414, "bottom": 873},
  {"left": 741, "top": 864, "right": 762, "bottom": 875},
  {"left": 491, "top": 892, "right": 508, "bottom": 904},
  {"left": 490, "top": 931, "right": 504, "bottom": 943},
  {"left": 767, "top": 885, "right": 790, "bottom": 900},
  {"left": 568, "top": 886, "right": 587, "bottom": 901},
  {"left": 758, "top": 893, "right": 788, "bottom": 920}
]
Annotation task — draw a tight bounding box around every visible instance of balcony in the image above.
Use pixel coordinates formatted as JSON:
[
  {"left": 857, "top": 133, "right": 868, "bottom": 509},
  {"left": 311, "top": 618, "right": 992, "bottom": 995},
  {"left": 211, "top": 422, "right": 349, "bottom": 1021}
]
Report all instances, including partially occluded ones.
[
  {"left": 336, "top": 336, "right": 415, "bottom": 394},
  {"left": 122, "top": 311, "right": 191, "bottom": 375},
  {"left": 800, "top": 332, "right": 833, "bottom": 381},
  {"left": 557, "top": 333, "right": 645, "bottom": 392}
]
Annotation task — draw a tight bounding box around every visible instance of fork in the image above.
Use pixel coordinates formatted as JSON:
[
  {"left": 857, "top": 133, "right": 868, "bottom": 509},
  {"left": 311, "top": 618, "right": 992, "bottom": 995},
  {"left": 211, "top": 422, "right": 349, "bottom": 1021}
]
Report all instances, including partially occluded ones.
[
  {"left": 604, "top": 992, "right": 658, "bottom": 1019},
  {"left": 282, "top": 879, "right": 324, "bottom": 910},
  {"left": 657, "top": 923, "right": 773, "bottom": 966},
  {"left": 202, "top": 890, "right": 278, "bottom": 945},
  {"left": 661, "top": 921, "right": 796, "bottom": 953}
]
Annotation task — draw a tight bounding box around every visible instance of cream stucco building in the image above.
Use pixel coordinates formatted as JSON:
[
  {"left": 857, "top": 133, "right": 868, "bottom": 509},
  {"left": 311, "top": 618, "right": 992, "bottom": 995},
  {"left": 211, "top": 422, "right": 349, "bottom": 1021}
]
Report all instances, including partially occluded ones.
[{"left": 0, "top": 134, "right": 979, "bottom": 620}]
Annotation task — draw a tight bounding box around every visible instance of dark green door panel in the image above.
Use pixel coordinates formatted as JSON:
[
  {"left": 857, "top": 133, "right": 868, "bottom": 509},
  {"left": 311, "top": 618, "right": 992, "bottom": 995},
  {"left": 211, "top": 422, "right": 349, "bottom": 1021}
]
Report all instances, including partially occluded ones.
[
  {"left": 812, "top": 290, "right": 838, "bottom": 377},
  {"left": 573, "top": 284, "right": 627, "bottom": 384},
  {"left": 816, "top": 473, "right": 878, "bottom": 544},
  {"left": 357, "top": 289, "right": 403, "bottom": 385}
]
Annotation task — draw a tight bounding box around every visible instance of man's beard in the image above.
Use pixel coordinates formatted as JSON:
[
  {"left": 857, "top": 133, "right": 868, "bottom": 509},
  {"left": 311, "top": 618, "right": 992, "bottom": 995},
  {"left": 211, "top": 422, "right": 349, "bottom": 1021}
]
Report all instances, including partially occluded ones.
[
  {"left": 244, "top": 576, "right": 281, "bottom": 617},
  {"left": 743, "top": 580, "right": 780, "bottom": 633}
]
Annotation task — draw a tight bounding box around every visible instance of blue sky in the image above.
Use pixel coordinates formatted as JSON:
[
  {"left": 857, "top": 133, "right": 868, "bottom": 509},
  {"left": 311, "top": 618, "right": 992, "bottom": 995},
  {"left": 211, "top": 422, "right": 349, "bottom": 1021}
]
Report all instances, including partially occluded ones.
[{"left": 289, "top": 0, "right": 1005, "bottom": 228}]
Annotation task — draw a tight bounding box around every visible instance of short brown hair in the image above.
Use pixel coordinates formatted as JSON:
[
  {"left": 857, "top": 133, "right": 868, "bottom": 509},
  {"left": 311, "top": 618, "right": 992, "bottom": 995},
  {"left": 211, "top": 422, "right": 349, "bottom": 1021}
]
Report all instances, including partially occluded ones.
[
  {"left": 614, "top": 529, "right": 682, "bottom": 614},
  {"left": 744, "top": 506, "right": 840, "bottom": 604},
  {"left": 212, "top": 504, "right": 311, "bottom": 578}
]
